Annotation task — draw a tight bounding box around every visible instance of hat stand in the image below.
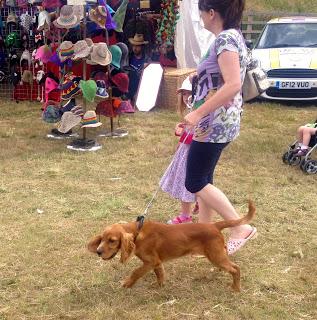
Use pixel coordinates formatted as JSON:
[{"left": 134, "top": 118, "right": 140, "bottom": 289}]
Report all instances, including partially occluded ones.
[
  {"left": 67, "top": 4, "right": 101, "bottom": 152},
  {"left": 98, "top": 33, "right": 128, "bottom": 139}
]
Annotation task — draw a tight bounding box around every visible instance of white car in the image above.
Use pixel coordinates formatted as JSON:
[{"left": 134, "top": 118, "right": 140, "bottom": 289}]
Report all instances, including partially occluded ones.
[{"left": 252, "top": 17, "right": 317, "bottom": 101}]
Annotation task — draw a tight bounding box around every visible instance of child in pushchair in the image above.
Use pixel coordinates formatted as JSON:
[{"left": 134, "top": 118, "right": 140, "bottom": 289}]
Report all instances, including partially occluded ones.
[{"left": 282, "top": 119, "right": 317, "bottom": 174}]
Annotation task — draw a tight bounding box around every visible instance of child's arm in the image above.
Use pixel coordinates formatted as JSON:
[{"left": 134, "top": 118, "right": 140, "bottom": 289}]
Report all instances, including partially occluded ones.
[{"left": 175, "top": 123, "right": 185, "bottom": 136}]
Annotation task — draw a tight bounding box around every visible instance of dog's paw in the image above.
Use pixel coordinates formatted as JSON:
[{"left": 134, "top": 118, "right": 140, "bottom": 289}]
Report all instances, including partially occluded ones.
[{"left": 122, "top": 278, "right": 134, "bottom": 288}]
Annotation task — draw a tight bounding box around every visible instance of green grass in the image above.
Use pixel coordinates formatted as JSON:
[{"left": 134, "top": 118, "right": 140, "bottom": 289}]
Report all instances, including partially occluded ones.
[{"left": 0, "top": 99, "right": 317, "bottom": 320}]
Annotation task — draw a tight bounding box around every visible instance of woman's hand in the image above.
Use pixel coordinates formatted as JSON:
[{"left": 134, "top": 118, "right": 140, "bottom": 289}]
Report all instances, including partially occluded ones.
[
  {"left": 184, "top": 110, "right": 201, "bottom": 128},
  {"left": 175, "top": 123, "right": 185, "bottom": 136}
]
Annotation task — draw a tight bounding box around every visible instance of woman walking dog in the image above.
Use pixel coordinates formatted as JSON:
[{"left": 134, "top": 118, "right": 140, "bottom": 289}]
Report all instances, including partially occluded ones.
[{"left": 184, "top": 0, "right": 257, "bottom": 255}]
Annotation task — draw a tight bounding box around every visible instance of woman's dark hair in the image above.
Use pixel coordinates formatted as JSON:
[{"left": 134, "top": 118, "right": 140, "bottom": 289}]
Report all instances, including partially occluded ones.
[{"left": 198, "top": 0, "right": 245, "bottom": 29}]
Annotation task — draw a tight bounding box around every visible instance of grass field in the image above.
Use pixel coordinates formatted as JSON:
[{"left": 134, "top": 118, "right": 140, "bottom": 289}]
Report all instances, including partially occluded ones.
[{"left": 0, "top": 99, "right": 317, "bottom": 320}]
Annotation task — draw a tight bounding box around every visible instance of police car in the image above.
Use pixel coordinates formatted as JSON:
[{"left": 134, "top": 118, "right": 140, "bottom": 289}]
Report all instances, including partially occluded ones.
[{"left": 252, "top": 17, "right": 317, "bottom": 101}]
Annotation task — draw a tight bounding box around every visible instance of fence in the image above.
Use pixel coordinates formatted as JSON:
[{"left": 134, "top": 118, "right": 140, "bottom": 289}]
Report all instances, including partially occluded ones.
[{"left": 242, "top": 10, "right": 317, "bottom": 42}]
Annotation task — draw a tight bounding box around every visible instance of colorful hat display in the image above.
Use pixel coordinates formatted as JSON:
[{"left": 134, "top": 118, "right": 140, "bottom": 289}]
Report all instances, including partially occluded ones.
[
  {"left": 116, "top": 42, "right": 129, "bottom": 69},
  {"left": 79, "top": 79, "right": 97, "bottom": 102},
  {"left": 54, "top": 5, "right": 79, "bottom": 29},
  {"left": 128, "top": 34, "right": 149, "bottom": 45},
  {"left": 37, "top": 10, "right": 51, "bottom": 31},
  {"left": 58, "top": 41, "right": 74, "bottom": 62},
  {"left": 111, "top": 72, "right": 129, "bottom": 93},
  {"left": 81, "top": 110, "right": 102, "bottom": 128},
  {"left": 61, "top": 77, "right": 81, "bottom": 100},
  {"left": 89, "top": 6, "right": 107, "bottom": 29},
  {"left": 109, "top": 45, "right": 122, "bottom": 69},
  {"left": 35, "top": 45, "right": 53, "bottom": 63},
  {"left": 73, "top": 40, "right": 91, "bottom": 60},
  {"left": 90, "top": 42, "right": 112, "bottom": 66},
  {"left": 57, "top": 111, "right": 82, "bottom": 133}
]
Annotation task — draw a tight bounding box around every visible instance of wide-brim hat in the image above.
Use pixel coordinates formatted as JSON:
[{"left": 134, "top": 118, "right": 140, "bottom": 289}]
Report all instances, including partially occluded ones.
[
  {"left": 90, "top": 42, "right": 112, "bottom": 66},
  {"left": 128, "top": 33, "right": 148, "bottom": 45},
  {"left": 109, "top": 45, "right": 122, "bottom": 69},
  {"left": 54, "top": 5, "right": 79, "bottom": 29},
  {"left": 58, "top": 41, "right": 74, "bottom": 62},
  {"left": 89, "top": 6, "right": 107, "bottom": 29},
  {"left": 73, "top": 40, "right": 91, "bottom": 60},
  {"left": 81, "top": 110, "right": 102, "bottom": 128},
  {"left": 79, "top": 79, "right": 97, "bottom": 102},
  {"left": 37, "top": 10, "right": 51, "bottom": 31},
  {"left": 57, "top": 111, "right": 82, "bottom": 133}
]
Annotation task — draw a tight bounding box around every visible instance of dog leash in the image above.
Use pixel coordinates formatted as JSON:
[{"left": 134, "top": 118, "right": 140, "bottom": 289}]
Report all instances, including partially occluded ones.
[{"left": 136, "top": 129, "right": 193, "bottom": 231}]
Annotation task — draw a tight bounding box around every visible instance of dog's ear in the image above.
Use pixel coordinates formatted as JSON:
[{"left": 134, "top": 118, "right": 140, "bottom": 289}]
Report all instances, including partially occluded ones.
[
  {"left": 120, "top": 232, "right": 135, "bottom": 264},
  {"left": 87, "top": 235, "right": 102, "bottom": 253}
]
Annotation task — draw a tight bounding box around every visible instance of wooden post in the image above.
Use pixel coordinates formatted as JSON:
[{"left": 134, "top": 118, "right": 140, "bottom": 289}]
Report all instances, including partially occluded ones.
[{"left": 246, "top": 14, "right": 253, "bottom": 40}]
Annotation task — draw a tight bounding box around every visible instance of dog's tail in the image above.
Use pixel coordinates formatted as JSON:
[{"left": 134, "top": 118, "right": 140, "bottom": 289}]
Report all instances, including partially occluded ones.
[{"left": 214, "top": 200, "right": 256, "bottom": 231}]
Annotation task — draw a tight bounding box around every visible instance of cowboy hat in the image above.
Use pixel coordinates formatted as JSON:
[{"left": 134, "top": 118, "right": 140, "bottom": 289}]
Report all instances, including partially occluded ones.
[
  {"left": 72, "top": 40, "right": 91, "bottom": 60},
  {"left": 128, "top": 34, "right": 149, "bottom": 45},
  {"left": 54, "top": 5, "right": 79, "bottom": 29},
  {"left": 90, "top": 42, "right": 112, "bottom": 66}
]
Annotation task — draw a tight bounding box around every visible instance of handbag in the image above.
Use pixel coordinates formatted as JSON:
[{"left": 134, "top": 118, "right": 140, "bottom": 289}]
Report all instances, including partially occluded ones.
[{"left": 242, "top": 50, "right": 270, "bottom": 102}]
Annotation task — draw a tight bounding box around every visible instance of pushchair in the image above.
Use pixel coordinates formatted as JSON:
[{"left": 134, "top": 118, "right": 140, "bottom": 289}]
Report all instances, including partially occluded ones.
[{"left": 282, "top": 123, "right": 317, "bottom": 174}]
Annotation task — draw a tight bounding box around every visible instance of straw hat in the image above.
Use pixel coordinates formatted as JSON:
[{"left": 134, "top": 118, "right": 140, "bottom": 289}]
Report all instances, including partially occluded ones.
[
  {"left": 128, "top": 34, "right": 149, "bottom": 45},
  {"left": 37, "top": 10, "right": 51, "bottom": 31},
  {"left": 72, "top": 40, "right": 91, "bottom": 60},
  {"left": 89, "top": 6, "right": 107, "bottom": 29},
  {"left": 54, "top": 5, "right": 79, "bottom": 29},
  {"left": 57, "top": 111, "right": 82, "bottom": 133},
  {"left": 58, "top": 41, "right": 74, "bottom": 62},
  {"left": 81, "top": 110, "right": 102, "bottom": 128},
  {"left": 90, "top": 42, "right": 112, "bottom": 66}
]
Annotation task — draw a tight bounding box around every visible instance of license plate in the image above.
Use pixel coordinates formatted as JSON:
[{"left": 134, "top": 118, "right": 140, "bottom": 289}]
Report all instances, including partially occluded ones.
[{"left": 277, "top": 81, "right": 311, "bottom": 89}]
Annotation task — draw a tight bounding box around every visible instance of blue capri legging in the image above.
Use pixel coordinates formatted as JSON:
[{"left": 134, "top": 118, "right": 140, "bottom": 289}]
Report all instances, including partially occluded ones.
[{"left": 185, "top": 140, "right": 229, "bottom": 193}]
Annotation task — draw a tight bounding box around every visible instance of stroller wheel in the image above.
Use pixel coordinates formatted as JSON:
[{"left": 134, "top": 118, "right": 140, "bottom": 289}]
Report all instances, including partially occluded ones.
[
  {"left": 303, "top": 160, "right": 317, "bottom": 174},
  {"left": 287, "top": 154, "right": 301, "bottom": 166},
  {"left": 300, "top": 159, "right": 307, "bottom": 171},
  {"left": 282, "top": 151, "right": 290, "bottom": 164}
]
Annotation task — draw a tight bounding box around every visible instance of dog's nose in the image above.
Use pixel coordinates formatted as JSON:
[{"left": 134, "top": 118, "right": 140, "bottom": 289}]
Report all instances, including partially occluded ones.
[{"left": 97, "top": 249, "right": 102, "bottom": 256}]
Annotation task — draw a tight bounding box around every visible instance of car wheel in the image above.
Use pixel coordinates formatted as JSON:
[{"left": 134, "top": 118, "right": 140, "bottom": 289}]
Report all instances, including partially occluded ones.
[{"left": 303, "top": 160, "right": 317, "bottom": 174}]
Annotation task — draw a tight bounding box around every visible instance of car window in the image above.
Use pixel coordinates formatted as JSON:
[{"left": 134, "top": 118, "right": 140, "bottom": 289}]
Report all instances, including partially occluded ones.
[{"left": 256, "top": 23, "right": 317, "bottom": 48}]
